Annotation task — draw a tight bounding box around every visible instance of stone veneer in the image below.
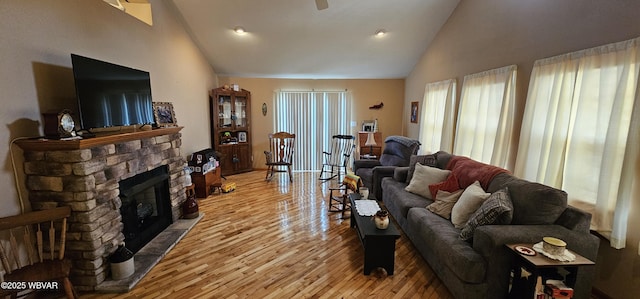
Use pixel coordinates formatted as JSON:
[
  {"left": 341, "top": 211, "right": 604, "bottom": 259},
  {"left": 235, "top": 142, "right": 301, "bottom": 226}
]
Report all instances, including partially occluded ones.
[{"left": 21, "top": 132, "right": 186, "bottom": 291}]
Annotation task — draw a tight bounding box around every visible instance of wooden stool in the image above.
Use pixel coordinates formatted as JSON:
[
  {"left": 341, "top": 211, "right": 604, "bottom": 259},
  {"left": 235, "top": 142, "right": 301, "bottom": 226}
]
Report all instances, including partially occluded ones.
[{"left": 328, "top": 186, "right": 351, "bottom": 218}]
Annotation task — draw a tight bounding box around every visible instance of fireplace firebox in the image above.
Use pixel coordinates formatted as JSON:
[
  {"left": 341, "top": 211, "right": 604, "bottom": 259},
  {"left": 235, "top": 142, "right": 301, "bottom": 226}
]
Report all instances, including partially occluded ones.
[{"left": 118, "top": 165, "right": 172, "bottom": 253}]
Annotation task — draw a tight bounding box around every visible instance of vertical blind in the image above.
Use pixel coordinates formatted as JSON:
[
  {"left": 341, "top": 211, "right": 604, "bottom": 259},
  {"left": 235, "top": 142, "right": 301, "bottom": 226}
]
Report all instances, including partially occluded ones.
[{"left": 274, "top": 91, "right": 353, "bottom": 171}]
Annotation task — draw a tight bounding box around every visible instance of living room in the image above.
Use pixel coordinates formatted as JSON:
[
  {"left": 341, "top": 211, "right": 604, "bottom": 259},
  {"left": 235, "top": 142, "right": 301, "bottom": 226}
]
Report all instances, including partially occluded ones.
[{"left": 2, "top": 0, "right": 640, "bottom": 298}]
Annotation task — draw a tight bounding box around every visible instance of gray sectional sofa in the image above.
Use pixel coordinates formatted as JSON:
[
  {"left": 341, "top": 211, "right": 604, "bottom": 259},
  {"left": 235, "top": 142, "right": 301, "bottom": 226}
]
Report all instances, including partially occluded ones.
[{"left": 381, "top": 151, "right": 599, "bottom": 299}]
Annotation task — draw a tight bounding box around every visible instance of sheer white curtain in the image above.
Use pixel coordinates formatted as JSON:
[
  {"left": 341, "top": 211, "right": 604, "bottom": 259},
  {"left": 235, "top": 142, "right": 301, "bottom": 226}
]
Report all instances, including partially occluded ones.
[
  {"left": 274, "top": 91, "right": 353, "bottom": 171},
  {"left": 418, "top": 79, "right": 456, "bottom": 154},
  {"left": 515, "top": 37, "right": 640, "bottom": 249},
  {"left": 454, "top": 65, "right": 517, "bottom": 169}
]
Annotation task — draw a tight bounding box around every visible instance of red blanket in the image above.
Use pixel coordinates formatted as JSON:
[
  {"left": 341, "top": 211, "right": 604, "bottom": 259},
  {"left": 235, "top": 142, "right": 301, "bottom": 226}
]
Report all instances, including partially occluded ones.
[{"left": 446, "top": 156, "right": 510, "bottom": 190}]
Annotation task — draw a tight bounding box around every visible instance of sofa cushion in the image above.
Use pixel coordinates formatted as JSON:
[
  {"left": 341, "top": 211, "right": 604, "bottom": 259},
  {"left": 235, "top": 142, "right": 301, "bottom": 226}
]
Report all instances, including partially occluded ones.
[
  {"left": 406, "top": 154, "right": 438, "bottom": 183},
  {"left": 407, "top": 208, "right": 486, "bottom": 283},
  {"left": 427, "top": 189, "right": 463, "bottom": 219},
  {"left": 405, "top": 163, "right": 451, "bottom": 199},
  {"left": 451, "top": 181, "right": 491, "bottom": 229},
  {"left": 382, "top": 178, "right": 432, "bottom": 221},
  {"left": 460, "top": 187, "right": 513, "bottom": 241},
  {"left": 489, "top": 175, "right": 568, "bottom": 225}
]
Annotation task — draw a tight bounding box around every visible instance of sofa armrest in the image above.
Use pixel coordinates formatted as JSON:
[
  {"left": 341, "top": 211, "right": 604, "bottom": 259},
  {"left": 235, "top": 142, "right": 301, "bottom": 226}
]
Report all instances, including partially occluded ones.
[
  {"left": 555, "top": 205, "right": 592, "bottom": 234},
  {"left": 473, "top": 224, "right": 598, "bottom": 260},
  {"left": 353, "top": 159, "right": 382, "bottom": 173},
  {"left": 393, "top": 166, "right": 409, "bottom": 182},
  {"left": 371, "top": 166, "right": 398, "bottom": 200}
]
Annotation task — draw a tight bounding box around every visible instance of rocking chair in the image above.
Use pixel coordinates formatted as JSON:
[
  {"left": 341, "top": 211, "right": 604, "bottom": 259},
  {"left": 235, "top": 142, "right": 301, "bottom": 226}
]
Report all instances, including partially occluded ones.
[
  {"left": 319, "top": 135, "right": 355, "bottom": 183},
  {"left": 0, "top": 206, "right": 77, "bottom": 299},
  {"left": 264, "top": 132, "right": 296, "bottom": 182}
]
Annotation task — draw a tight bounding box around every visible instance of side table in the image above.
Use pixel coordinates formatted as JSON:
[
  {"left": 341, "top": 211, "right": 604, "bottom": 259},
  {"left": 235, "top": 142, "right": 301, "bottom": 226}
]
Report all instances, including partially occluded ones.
[
  {"left": 191, "top": 167, "right": 222, "bottom": 198},
  {"left": 506, "top": 243, "right": 595, "bottom": 299},
  {"left": 349, "top": 193, "right": 400, "bottom": 275}
]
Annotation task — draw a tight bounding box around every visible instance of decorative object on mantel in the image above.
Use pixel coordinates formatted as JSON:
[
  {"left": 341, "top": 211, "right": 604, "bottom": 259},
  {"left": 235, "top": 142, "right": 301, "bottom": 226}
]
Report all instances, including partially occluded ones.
[
  {"left": 410, "top": 101, "right": 419, "bottom": 123},
  {"left": 43, "top": 109, "right": 77, "bottom": 139},
  {"left": 374, "top": 210, "right": 390, "bottom": 229},
  {"left": 369, "top": 102, "right": 384, "bottom": 109},
  {"left": 262, "top": 103, "right": 267, "bottom": 116},
  {"left": 153, "top": 102, "right": 177, "bottom": 127}
]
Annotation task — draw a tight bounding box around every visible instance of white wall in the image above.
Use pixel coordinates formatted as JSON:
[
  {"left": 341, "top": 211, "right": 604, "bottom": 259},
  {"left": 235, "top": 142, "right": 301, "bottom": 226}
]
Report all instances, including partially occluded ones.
[{"left": 0, "top": 0, "right": 217, "bottom": 217}]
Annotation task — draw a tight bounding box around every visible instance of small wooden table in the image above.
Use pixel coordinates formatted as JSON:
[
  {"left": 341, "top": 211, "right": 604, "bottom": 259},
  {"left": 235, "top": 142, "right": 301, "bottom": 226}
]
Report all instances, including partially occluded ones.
[
  {"left": 506, "top": 243, "right": 595, "bottom": 299},
  {"left": 349, "top": 193, "right": 400, "bottom": 275}
]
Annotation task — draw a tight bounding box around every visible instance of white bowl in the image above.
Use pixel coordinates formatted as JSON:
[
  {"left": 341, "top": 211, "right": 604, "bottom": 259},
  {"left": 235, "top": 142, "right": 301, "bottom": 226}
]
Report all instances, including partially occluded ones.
[{"left": 542, "top": 237, "right": 566, "bottom": 255}]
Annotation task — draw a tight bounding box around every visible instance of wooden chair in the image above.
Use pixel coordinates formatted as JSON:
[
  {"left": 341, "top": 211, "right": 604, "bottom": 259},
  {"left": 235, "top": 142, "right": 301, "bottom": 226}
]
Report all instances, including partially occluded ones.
[
  {"left": 0, "top": 206, "right": 77, "bottom": 299},
  {"left": 264, "top": 132, "right": 296, "bottom": 182},
  {"left": 319, "top": 135, "right": 355, "bottom": 183}
]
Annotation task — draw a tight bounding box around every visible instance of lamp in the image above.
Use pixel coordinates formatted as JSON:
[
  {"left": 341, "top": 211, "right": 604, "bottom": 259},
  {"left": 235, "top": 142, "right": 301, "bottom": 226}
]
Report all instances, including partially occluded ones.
[{"left": 364, "top": 133, "right": 377, "bottom": 156}]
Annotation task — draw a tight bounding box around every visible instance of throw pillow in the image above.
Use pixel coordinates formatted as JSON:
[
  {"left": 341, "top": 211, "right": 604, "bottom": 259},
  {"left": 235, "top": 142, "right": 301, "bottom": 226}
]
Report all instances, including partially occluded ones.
[
  {"left": 427, "top": 189, "right": 464, "bottom": 219},
  {"left": 404, "top": 163, "right": 451, "bottom": 199},
  {"left": 428, "top": 173, "right": 460, "bottom": 199},
  {"left": 451, "top": 181, "right": 491, "bottom": 229},
  {"left": 406, "top": 154, "right": 438, "bottom": 184},
  {"left": 460, "top": 187, "right": 513, "bottom": 241}
]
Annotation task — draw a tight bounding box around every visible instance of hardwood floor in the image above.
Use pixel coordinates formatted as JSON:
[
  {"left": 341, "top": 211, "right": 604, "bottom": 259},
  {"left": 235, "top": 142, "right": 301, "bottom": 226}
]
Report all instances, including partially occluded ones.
[{"left": 82, "top": 171, "right": 454, "bottom": 299}]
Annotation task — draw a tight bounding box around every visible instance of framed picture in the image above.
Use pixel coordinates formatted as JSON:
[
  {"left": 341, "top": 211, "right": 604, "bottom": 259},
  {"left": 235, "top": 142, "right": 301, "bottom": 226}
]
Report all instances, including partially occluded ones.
[
  {"left": 362, "top": 120, "right": 376, "bottom": 132},
  {"left": 238, "top": 131, "right": 247, "bottom": 142},
  {"left": 153, "top": 102, "right": 177, "bottom": 127},
  {"left": 410, "top": 101, "right": 419, "bottom": 123}
]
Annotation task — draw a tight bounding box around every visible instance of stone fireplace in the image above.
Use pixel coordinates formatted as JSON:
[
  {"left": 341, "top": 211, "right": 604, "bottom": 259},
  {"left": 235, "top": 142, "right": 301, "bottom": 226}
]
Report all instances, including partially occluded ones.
[{"left": 17, "top": 128, "right": 187, "bottom": 291}]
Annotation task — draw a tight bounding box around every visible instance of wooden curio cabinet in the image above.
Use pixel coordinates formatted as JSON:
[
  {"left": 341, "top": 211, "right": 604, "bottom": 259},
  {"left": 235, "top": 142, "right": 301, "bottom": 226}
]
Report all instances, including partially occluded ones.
[{"left": 210, "top": 87, "right": 252, "bottom": 176}]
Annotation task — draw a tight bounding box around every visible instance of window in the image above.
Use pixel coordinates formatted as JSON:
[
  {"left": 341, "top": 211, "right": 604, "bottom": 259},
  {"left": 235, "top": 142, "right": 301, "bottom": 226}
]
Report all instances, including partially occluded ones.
[
  {"left": 419, "top": 79, "right": 456, "bottom": 153},
  {"left": 274, "top": 91, "right": 353, "bottom": 171},
  {"left": 515, "top": 37, "right": 640, "bottom": 249},
  {"left": 454, "top": 65, "right": 517, "bottom": 169}
]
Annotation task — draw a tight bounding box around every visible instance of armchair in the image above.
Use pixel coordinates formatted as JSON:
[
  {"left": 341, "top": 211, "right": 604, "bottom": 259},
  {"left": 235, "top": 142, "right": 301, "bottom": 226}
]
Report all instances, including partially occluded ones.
[{"left": 354, "top": 136, "right": 420, "bottom": 200}]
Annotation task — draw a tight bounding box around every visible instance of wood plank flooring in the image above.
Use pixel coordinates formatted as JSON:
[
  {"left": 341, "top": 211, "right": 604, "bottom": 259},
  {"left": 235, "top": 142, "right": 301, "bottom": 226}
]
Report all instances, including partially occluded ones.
[{"left": 82, "top": 171, "right": 454, "bottom": 299}]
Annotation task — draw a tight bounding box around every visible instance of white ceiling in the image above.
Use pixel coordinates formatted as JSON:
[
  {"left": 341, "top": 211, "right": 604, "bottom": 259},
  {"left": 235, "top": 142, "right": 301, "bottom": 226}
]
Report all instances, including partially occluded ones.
[{"left": 170, "top": 0, "right": 460, "bottom": 79}]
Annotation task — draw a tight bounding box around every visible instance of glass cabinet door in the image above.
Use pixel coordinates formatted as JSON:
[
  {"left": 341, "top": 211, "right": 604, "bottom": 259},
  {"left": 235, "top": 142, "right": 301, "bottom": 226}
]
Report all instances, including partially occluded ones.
[
  {"left": 234, "top": 96, "right": 248, "bottom": 129},
  {"left": 218, "top": 95, "right": 232, "bottom": 128}
]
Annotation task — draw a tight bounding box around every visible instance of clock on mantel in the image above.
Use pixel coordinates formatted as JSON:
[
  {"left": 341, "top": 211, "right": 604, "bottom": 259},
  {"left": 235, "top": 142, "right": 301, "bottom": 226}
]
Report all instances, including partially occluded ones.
[{"left": 42, "top": 109, "right": 76, "bottom": 139}]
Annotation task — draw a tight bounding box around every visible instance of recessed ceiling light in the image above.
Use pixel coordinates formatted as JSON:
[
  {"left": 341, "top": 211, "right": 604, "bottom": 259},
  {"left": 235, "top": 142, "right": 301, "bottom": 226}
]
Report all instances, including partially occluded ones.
[
  {"left": 374, "top": 29, "right": 386, "bottom": 37},
  {"left": 234, "top": 26, "right": 246, "bottom": 35}
]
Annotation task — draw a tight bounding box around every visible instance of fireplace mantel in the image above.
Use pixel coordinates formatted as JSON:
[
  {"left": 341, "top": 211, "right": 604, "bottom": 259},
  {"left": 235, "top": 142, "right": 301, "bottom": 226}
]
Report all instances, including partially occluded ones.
[{"left": 15, "top": 127, "right": 183, "bottom": 151}]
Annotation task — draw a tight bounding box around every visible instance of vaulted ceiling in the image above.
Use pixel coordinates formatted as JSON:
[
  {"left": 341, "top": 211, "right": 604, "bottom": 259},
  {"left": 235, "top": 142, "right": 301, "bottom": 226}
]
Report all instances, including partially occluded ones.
[{"left": 170, "top": 0, "right": 460, "bottom": 79}]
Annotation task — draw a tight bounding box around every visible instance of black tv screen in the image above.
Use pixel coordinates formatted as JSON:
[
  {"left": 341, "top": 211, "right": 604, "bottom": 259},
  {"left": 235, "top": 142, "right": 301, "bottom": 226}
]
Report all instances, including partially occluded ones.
[{"left": 71, "top": 54, "right": 155, "bottom": 130}]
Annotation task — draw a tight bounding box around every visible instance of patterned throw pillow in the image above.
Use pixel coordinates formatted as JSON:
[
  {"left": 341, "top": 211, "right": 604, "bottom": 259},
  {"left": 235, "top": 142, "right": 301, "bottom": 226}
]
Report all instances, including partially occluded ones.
[
  {"left": 406, "top": 154, "right": 438, "bottom": 184},
  {"left": 459, "top": 187, "right": 513, "bottom": 241}
]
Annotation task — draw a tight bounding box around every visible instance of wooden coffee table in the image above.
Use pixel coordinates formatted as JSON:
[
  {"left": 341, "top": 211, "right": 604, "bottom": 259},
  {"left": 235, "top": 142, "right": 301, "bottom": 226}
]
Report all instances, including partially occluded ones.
[{"left": 348, "top": 193, "right": 401, "bottom": 275}]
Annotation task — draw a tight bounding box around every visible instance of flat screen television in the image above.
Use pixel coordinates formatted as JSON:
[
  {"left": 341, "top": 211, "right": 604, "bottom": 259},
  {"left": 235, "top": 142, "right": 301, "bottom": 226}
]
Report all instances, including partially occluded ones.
[{"left": 71, "top": 54, "right": 155, "bottom": 130}]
